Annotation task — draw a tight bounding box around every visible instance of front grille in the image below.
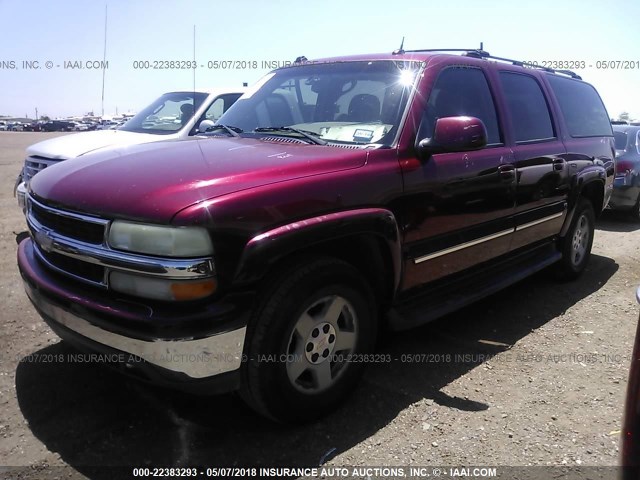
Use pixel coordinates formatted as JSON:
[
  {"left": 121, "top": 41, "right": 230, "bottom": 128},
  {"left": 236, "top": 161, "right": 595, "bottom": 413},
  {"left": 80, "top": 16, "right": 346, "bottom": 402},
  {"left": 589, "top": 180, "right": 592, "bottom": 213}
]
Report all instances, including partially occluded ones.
[
  {"left": 37, "top": 247, "right": 106, "bottom": 284},
  {"left": 26, "top": 194, "right": 215, "bottom": 295},
  {"left": 23, "top": 156, "right": 61, "bottom": 182},
  {"left": 30, "top": 201, "right": 106, "bottom": 244}
]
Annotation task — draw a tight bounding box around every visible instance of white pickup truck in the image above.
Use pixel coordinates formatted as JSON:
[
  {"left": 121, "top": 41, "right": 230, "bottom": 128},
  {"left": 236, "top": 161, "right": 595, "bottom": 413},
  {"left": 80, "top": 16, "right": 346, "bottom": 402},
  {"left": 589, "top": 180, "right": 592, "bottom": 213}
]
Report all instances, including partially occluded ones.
[{"left": 15, "top": 87, "right": 245, "bottom": 208}]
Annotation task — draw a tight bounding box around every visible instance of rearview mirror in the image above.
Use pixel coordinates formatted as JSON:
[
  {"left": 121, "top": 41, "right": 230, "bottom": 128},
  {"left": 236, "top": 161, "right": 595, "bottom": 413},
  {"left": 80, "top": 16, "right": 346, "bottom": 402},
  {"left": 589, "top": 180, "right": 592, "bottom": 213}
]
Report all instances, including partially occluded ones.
[
  {"left": 417, "top": 116, "right": 487, "bottom": 157},
  {"left": 198, "top": 119, "right": 215, "bottom": 133}
]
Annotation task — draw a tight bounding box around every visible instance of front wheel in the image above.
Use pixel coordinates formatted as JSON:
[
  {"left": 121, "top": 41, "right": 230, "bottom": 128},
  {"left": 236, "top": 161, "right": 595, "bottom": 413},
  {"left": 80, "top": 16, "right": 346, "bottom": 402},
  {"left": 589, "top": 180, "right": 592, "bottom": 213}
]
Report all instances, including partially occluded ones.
[
  {"left": 240, "top": 257, "right": 377, "bottom": 423},
  {"left": 557, "top": 198, "right": 595, "bottom": 280}
]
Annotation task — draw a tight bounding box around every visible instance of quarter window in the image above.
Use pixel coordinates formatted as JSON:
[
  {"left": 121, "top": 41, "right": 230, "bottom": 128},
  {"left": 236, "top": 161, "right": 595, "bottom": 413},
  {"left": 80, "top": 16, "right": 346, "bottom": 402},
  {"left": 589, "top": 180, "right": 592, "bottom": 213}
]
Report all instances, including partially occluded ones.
[
  {"left": 546, "top": 75, "right": 612, "bottom": 138},
  {"left": 423, "top": 67, "right": 501, "bottom": 145},
  {"left": 499, "top": 72, "right": 554, "bottom": 143}
]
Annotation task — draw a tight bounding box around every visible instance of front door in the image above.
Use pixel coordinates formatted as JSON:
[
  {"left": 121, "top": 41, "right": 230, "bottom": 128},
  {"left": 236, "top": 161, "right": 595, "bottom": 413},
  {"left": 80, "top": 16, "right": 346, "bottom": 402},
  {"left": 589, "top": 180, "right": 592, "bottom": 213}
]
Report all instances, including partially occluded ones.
[{"left": 400, "top": 66, "right": 515, "bottom": 290}]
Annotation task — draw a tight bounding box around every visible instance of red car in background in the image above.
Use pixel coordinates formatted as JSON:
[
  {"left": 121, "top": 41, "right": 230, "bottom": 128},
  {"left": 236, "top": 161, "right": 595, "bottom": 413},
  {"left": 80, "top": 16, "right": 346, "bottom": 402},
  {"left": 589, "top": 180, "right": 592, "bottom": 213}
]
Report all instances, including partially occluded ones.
[{"left": 623, "top": 288, "right": 640, "bottom": 478}]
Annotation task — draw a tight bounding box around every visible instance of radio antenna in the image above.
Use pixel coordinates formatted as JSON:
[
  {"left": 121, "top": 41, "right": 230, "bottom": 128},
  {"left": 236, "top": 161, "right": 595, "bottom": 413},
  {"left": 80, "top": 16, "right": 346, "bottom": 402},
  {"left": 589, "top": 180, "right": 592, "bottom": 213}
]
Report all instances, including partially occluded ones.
[{"left": 393, "top": 36, "right": 405, "bottom": 55}]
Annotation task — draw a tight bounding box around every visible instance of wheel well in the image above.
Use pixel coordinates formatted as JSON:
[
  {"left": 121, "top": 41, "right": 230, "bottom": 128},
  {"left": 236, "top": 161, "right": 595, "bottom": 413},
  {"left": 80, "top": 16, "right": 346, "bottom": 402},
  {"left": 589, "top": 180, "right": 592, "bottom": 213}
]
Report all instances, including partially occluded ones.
[
  {"left": 580, "top": 181, "right": 605, "bottom": 217},
  {"left": 263, "top": 234, "right": 396, "bottom": 312}
]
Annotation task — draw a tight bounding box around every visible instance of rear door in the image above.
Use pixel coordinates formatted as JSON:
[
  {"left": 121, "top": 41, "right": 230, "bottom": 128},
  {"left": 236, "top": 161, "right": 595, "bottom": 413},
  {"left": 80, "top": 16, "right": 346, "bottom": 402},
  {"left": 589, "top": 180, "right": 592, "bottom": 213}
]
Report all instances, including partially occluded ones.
[
  {"left": 544, "top": 74, "right": 615, "bottom": 210},
  {"left": 495, "top": 71, "right": 569, "bottom": 251}
]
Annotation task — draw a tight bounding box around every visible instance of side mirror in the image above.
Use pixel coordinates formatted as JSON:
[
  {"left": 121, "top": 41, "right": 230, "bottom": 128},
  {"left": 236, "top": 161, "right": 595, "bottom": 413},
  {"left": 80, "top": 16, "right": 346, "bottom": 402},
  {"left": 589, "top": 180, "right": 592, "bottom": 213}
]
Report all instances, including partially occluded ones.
[
  {"left": 417, "top": 116, "right": 488, "bottom": 157},
  {"left": 198, "top": 119, "right": 215, "bottom": 133}
]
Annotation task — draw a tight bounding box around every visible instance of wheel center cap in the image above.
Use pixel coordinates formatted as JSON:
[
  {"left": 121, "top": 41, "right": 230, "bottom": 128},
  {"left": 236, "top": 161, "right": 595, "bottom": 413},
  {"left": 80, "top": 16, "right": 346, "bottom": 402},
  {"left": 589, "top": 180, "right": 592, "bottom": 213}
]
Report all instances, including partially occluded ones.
[{"left": 305, "top": 322, "right": 337, "bottom": 364}]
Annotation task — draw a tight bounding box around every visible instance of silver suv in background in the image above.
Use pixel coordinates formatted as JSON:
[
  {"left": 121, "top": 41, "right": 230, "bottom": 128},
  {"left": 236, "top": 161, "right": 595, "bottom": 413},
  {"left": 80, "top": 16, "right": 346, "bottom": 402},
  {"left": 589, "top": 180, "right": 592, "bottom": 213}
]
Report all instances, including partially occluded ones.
[
  {"left": 609, "top": 125, "right": 640, "bottom": 219},
  {"left": 15, "top": 87, "right": 245, "bottom": 209}
]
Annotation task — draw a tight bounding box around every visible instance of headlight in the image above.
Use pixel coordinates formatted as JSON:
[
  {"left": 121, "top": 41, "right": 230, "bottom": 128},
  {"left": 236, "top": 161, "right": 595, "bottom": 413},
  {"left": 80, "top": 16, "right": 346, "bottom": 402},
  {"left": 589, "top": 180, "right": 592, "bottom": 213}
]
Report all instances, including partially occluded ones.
[{"left": 108, "top": 221, "right": 213, "bottom": 257}]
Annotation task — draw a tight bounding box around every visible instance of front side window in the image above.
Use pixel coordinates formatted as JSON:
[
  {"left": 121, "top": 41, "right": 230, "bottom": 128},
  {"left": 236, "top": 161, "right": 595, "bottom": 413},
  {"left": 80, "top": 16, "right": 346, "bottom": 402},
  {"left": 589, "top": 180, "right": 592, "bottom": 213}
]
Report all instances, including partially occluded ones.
[
  {"left": 120, "top": 92, "right": 208, "bottom": 135},
  {"left": 499, "top": 72, "right": 554, "bottom": 143},
  {"left": 202, "top": 94, "right": 243, "bottom": 123},
  {"left": 421, "top": 66, "right": 501, "bottom": 145},
  {"left": 546, "top": 75, "right": 612, "bottom": 138},
  {"left": 218, "top": 61, "right": 419, "bottom": 145}
]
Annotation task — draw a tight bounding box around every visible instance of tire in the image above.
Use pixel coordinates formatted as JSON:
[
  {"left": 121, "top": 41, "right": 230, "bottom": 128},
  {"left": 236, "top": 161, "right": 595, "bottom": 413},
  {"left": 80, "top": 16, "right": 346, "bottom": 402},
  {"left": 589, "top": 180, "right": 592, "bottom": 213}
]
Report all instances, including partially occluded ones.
[
  {"left": 557, "top": 198, "right": 595, "bottom": 280},
  {"left": 630, "top": 193, "right": 640, "bottom": 222},
  {"left": 240, "top": 256, "right": 377, "bottom": 423}
]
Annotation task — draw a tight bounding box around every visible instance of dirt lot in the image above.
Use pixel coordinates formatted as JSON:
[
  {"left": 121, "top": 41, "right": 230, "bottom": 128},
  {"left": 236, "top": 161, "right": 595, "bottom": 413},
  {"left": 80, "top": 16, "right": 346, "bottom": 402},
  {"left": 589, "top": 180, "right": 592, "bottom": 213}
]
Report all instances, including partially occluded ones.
[{"left": 0, "top": 131, "right": 638, "bottom": 478}]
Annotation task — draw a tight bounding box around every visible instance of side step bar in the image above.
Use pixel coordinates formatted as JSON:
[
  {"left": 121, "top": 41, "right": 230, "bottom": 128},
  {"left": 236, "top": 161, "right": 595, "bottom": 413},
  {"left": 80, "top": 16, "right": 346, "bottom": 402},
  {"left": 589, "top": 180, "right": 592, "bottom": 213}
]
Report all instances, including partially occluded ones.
[{"left": 389, "top": 242, "right": 561, "bottom": 331}]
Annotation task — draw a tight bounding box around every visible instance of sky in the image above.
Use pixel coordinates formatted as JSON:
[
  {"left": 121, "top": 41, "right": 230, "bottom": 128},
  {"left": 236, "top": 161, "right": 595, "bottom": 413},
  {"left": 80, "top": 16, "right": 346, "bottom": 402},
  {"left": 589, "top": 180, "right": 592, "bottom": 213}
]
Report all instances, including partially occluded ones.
[{"left": 0, "top": 0, "right": 639, "bottom": 120}]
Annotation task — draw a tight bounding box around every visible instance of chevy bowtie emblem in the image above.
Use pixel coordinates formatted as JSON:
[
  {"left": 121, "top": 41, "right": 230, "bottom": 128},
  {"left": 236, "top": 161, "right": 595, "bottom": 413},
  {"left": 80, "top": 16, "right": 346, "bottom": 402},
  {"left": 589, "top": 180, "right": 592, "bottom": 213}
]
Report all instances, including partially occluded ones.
[{"left": 35, "top": 229, "right": 54, "bottom": 253}]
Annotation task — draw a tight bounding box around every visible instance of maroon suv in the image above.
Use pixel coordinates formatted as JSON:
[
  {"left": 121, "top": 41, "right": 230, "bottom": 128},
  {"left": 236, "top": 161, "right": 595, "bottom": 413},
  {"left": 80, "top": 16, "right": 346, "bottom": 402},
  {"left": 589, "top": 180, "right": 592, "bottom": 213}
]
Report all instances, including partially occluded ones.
[{"left": 17, "top": 49, "right": 615, "bottom": 422}]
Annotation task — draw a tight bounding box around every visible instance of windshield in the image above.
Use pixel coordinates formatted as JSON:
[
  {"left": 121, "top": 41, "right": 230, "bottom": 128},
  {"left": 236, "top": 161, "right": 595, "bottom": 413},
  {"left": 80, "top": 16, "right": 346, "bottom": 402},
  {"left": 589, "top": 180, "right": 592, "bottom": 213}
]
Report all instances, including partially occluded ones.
[
  {"left": 218, "top": 60, "right": 420, "bottom": 145},
  {"left": 119, "top": 91, "right": 208, "bottom": 135}
]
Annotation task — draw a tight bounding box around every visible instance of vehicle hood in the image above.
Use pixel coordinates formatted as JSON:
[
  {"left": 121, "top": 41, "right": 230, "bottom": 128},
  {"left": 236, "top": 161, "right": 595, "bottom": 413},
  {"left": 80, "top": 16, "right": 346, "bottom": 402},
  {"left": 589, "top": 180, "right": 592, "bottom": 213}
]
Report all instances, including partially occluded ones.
[
  {"left": 29, "top": 136, "right": 368, "bottom": 223},
  {"left": 26, "top": 130, "right": 166, "bottom": 160}
]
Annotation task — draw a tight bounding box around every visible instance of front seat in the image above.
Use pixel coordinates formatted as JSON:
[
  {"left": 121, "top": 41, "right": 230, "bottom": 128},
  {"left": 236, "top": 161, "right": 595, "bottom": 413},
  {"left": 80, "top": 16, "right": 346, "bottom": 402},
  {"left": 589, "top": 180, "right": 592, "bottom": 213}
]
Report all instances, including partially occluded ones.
[
  {"left": 347, "top": 94, "right": 381, "bottom": 122},
  {"left": 180, "top": 103, "right": 195, "bottom": 127}
]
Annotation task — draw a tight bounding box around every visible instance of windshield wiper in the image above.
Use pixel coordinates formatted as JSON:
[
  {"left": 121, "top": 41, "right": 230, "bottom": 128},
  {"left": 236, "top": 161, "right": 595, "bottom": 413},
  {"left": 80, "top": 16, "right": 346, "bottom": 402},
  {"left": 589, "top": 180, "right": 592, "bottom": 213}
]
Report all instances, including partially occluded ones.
[
  {"left": 254, "top": 126, "right": 327, "bottom": 145},
  {"left": 203, "top": 124, "right": 243, "bottom": 137}
]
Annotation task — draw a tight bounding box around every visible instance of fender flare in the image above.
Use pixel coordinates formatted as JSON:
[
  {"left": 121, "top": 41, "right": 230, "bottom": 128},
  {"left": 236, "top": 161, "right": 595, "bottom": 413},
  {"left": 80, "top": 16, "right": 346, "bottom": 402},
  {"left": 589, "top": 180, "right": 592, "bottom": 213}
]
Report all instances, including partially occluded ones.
[
  {"left": 560, "top": 169, "right": 606, "bottom": 237},
  {"left": 233, "top": 208, "right": 402, "bottom": 295}
]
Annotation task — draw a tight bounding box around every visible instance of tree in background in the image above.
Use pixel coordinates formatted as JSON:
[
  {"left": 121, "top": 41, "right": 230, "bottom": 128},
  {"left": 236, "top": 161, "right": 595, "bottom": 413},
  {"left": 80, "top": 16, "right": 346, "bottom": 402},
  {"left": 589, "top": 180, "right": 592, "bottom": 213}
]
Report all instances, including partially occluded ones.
[{"left": 618, "top": 112, "right": 634, "bottom": 123}]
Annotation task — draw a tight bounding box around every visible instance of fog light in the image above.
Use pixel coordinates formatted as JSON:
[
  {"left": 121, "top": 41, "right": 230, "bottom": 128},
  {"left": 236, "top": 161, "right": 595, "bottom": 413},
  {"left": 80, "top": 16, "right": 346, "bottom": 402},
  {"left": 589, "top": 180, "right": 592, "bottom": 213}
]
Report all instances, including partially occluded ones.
[{"left": 110, "top": 271, "right": 216, "bottom": 301}]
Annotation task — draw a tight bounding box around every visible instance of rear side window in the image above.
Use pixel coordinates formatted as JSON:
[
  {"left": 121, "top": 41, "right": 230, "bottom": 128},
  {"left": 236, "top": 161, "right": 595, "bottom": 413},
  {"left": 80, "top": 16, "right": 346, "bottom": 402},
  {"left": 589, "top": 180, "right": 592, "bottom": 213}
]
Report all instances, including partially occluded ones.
[
  {"left": 546, "top": 75, "right": 612, "bottom": 138},
  {"left": 424, "top": 67, "right": 501, "bottom": 145},
  {"left": 614, "top": 131, "right": 627, "bottom": 150},
  {"left": 499, "top": 72, "right": 554, "bottom": 143}
]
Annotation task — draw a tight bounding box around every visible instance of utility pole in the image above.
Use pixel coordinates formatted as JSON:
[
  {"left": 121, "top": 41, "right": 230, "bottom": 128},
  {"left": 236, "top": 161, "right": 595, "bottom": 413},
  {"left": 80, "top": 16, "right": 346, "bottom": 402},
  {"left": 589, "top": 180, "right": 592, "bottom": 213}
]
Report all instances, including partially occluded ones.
[
  {"left": 101, "top": 4, "right": 108, "bottom": 117},
  {"left": 35, "top": 108, "right": 38, "bottom": 121}
]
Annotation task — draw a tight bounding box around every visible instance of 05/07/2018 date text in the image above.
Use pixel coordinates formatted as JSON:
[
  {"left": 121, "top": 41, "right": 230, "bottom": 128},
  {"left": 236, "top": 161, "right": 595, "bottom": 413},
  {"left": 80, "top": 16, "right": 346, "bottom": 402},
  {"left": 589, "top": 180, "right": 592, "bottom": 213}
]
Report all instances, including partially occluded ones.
[
  {"left": 131, "top": 60, "right": 294, "bottom": 70},
  {"left": 522, "top": 60, "right": 640, "bottom": 70}
]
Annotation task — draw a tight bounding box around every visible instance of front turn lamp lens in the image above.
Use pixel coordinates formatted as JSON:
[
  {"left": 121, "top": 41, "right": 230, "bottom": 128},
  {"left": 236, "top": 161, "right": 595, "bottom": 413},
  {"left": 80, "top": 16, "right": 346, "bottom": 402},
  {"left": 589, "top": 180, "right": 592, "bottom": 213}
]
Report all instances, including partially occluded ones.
[{"left": 170, "top": 280, "right": 218, "bottom": 301}]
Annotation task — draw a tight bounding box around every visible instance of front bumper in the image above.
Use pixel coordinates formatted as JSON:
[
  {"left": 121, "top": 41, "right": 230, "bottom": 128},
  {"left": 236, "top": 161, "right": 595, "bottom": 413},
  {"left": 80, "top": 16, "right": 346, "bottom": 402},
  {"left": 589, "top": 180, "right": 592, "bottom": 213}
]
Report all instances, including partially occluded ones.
[
  {"left": 609, "top": 179, "right": 640, "bottom": 211},
  {"left": 18, "top": 238, "right": 251, "bottom": 392}
]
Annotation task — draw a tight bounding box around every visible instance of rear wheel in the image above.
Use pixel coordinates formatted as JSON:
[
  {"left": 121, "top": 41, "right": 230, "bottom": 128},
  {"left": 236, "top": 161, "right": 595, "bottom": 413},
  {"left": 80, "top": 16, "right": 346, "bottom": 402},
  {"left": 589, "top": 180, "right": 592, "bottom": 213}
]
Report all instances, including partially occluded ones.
[
  {"left": 240, "top": 257, "right": 376, "bottom": 423},
  {"left": 557, "top": 198, "right": 595, "bottom": 279}
]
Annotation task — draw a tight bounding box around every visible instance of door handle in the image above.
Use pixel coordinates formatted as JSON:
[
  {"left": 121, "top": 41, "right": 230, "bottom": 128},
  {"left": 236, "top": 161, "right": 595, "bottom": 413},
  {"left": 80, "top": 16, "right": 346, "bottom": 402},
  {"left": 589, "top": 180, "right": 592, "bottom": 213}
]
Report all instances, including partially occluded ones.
[{"left": 498, "top": 164, "right": 515, "bottom": 181}]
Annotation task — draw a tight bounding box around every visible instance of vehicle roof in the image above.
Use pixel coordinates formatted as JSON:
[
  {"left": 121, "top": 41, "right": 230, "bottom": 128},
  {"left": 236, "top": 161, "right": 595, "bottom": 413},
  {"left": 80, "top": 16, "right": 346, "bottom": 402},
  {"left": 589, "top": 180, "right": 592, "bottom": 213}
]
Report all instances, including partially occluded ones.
[
  {"left": 613, "top": 125, "right": 640, "bottom": 134},
  {"left": 165, "top": 86, "right": 247, "bottom": 95},
  {"left": 294, "top": 50, "right": 584, "bottom": 82}
]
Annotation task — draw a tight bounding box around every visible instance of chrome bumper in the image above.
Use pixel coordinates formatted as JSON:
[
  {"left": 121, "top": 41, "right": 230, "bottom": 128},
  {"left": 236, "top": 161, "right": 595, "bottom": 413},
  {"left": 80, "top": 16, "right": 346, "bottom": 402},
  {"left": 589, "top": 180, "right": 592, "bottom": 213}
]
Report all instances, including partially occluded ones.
[{"left": 24, "top": 281, "right": 246, "bottom": 379}]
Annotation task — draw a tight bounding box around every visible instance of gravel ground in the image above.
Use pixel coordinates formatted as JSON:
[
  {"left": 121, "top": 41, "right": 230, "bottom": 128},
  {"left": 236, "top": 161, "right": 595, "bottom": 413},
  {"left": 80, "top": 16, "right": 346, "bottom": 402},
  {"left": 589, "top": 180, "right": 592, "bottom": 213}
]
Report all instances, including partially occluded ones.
[{"left": 0, "top": 132, "right": 638, "bottom": 479}]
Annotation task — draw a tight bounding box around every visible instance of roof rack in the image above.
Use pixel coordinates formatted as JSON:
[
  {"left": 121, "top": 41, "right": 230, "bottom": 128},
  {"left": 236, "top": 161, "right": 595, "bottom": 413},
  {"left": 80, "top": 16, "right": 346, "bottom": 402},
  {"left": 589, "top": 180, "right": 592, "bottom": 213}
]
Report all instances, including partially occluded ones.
[{"left": 392, "top": 48, "right": 582, "bottom": 80}]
